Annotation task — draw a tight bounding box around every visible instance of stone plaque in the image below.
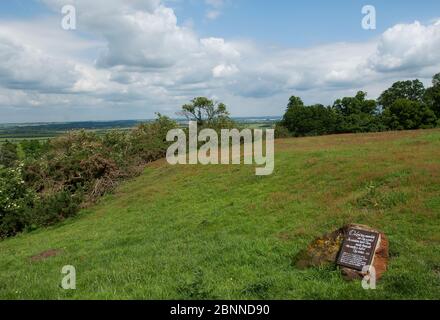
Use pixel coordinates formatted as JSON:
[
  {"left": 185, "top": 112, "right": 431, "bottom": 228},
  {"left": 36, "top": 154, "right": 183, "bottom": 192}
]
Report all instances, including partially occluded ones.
[{"left": 337, "top": 228, "right": 380, "bottom": 271}]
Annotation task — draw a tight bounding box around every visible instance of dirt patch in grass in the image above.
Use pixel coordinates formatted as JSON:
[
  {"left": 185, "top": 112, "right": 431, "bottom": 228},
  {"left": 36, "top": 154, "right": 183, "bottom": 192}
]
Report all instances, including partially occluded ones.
[{"left": 30, "top": 249, "right": 64, "bottom": 262}]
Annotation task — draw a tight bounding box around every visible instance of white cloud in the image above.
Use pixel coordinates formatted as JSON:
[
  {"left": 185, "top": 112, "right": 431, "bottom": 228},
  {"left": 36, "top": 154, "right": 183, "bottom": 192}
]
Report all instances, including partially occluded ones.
[
  {"left": 1, "top": 1, "right": 440, "bottom": 122},
  {"left": 205, "top": 0, "right": 225, "bottom": 20},
  {"left": 0, "top": 30, "right": 79, "bottom": 93},
  {"left": 212, "top": 64, "right": 239, "bottom": 78},
  {"left": 370, "top": 20, "right": 440, "bottom": 73}
]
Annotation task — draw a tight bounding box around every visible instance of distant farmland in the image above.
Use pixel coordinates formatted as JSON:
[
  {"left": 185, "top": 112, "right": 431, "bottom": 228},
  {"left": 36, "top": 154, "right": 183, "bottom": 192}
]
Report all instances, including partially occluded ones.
[
  {"left": 0, "top": 120, "right": 144, "bottom": 143},
  {"left": 0, "top": 117, "right": 280, "bottom": 143}
]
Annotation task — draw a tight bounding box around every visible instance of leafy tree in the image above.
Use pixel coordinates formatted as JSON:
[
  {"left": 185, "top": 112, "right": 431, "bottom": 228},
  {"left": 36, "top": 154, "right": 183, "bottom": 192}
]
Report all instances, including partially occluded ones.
[
  {"left": 332, "top": 91, "right": 380, "bottom": 133},
  {"left": 179, "top": 97, "right": 230, "bottom": 126},
  {"left": 382, "top": 99, "right": 437, "bottom": 130},
  {"left": 333, "top": 91, "right": 377, "bottom": 116},
  {"left": 0, "top": 141, "right": 18, "bottom": 168},
  {"left": 378, "top": 80, "right": 425, "bottom": 109},
  {"left": 287, "top": 96, "right": 305, "bottom": 109},
  {"left": 424, "top": 73, "right": 440, "bottom": 118},
  {"left": 433, "top": 73, "right": 440, "bottom": 87},
  {"left": 281, "top": 96, "right": 337, "bottom": 136}
]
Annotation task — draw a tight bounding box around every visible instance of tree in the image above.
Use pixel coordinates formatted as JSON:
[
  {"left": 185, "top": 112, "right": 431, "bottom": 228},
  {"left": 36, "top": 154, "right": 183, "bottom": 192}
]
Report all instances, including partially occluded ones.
[
  {"left": 382, "top": 99, "right": 437, "bottom": 130},
  {"left": 281, "top": 96, "right": 337, "bottom": 136},
  {"left": 378, "top": 80, "right": 425, "bottom": 109},
  {"left": 179, "top": 97, "right": 230, "bottom": 126},
  {"left": 333, "top": 91, "right": 377, "bottom": 116},
  {"left": 0, "top": 141, "right": 18, "bottom": 168},
  {"left": 287, "top": 96, "right": 305, "bottom": 109},
  {"left": 424, "top": 73, "right": 440, "bottom": 118},
  {"left": 332, "top": 91, "right": 380, "bottom": 133},
  {"left": 433, "top": 73, "right": 440, "bottom": 87}
]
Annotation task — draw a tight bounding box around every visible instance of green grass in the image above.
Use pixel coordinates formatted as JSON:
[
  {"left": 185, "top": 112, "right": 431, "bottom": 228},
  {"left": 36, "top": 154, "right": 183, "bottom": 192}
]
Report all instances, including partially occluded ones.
[{"left": 1, "top": 130, "right": 440, "bottom": 299}]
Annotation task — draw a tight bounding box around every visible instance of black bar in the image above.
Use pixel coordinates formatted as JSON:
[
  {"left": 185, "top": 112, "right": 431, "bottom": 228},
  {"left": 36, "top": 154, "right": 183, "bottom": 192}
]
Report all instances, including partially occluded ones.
[{"left": 0, "top": 300, "right": 437, "bottom": 318}]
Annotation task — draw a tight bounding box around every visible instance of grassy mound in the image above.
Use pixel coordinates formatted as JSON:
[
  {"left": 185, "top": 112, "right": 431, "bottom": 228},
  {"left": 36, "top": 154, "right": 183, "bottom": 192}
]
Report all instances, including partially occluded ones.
[{"left": 1, "top": 130, "right": 439, "bottom": 299}]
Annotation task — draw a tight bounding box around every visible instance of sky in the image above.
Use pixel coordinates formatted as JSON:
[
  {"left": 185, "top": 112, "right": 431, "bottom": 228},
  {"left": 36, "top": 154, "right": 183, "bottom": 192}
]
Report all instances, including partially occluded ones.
[{"left": 1, "top": 0, "right": 440, "bottom": 123}]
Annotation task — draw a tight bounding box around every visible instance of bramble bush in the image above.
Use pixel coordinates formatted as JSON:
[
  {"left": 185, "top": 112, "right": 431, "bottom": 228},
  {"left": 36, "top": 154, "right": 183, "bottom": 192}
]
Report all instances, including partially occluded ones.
[
  {"left": 0, "top": 115, "right": 179, "bottom": 239},
  {"left": 129, "top": 114, "right": 179, "bottom": 163}
]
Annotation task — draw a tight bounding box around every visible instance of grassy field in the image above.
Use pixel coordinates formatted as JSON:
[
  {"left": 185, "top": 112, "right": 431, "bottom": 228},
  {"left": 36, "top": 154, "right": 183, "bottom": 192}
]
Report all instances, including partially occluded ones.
[{"left": 0, "top": 130, "right": 439, "bottom": 299}]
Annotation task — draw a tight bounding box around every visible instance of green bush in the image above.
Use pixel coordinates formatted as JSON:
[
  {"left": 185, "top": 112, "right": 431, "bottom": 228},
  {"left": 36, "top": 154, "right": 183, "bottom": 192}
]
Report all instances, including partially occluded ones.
[
  {"left": 1, "top": 115, "right": 180, "bottom": 239},
  {"left": 0, "top": 165, "right": 36, "bottom": 238},
  {"left": 274, "top": 124, "right": 291, "bottom": 138},
  {"left": 29, "top": 190, "right": 83, "bottom": 227},
  {"left": 23, "top": 131, "right": 120, "bottom": 198},
  {"left": 129, "top": 114, "right": 179, "bottom": 162},
  {"left": 19, "top": 140, "right": 47, "bottom": 160},
  {"left": 0, "top": 141, "right": 19, "bottom": 168},
  {"left": 0, "top": 165, "right": 83, "bottom": 237}
]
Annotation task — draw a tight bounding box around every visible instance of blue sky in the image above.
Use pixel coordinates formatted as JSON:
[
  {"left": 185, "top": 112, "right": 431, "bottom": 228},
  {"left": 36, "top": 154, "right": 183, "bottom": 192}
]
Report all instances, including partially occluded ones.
[
  {"left": 1, "top": 0, "right": 440, "bottom": 122},
  {"left": 3, "top": 0, "right": 439, "bottom": 45},
  {"left": 174, "top": 0, "right": 440, "bottom": 46}
]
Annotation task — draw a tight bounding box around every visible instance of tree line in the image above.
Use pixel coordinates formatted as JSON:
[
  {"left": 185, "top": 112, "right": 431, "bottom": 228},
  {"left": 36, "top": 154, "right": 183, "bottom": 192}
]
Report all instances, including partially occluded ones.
[{"left": 277, "top": 73, "right": 440, "bottom": 137}]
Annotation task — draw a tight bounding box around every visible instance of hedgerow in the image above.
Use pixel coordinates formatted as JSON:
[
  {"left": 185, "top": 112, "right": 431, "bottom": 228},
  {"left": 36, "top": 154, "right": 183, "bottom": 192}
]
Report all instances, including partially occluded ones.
[{"left": 0, "top": 115, "right": 178, "bottom": 238}]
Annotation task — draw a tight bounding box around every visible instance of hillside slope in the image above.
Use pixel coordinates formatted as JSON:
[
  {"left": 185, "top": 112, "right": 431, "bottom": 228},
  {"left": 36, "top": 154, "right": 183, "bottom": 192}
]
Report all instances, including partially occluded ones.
[{"left": 1, "top": 130, "right": 439, "bottom": 299}]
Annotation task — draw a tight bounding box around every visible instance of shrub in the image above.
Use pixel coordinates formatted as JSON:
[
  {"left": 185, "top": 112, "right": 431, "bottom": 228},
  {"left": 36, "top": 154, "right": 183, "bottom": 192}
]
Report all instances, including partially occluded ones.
[
  {"left": 0, "top": 115, "right": 181, "bottom": 239},
  {"left": 274, "top": 124, "right": 291, "bottom": 138},
  {"left": 29, "top": 190, "right": 83, "bottom": 227},
  {"left": 0, "top": 165, "right": 36, "bottom": 238},
  {"left": 102, "top": 130, "right": 131, "bottom": 167},
  {"left": 19, "top": 140, "right": 47, "bottom": 160},
  {"left": 0, "top": 141, "right": 19, "bottom": 168},
  {"left": 129, "top": 114, "right": 179, "bottom": 163},
  {"left": 23, "top": 130, "right": 125, "bottom": 200}
]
